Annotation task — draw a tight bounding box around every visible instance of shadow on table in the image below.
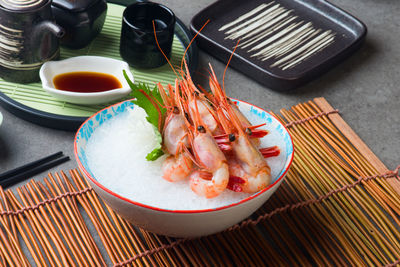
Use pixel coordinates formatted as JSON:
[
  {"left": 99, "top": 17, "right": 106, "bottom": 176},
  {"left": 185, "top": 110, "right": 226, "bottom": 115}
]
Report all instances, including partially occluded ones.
[{"left": 0, "top": 134, "right": 9, "bottom": 164}]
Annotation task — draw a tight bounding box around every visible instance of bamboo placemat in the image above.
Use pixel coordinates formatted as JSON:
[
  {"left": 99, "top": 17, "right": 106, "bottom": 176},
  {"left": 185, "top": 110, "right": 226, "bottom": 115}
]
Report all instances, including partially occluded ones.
[{"left": 1, "top": 97, "right": 399, "bottom": 266}]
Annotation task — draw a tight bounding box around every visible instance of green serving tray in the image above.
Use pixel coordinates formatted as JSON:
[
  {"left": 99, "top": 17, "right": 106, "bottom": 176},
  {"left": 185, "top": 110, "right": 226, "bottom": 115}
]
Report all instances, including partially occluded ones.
[{"left": 0, "top": 0, "right": 198, "bottom": 131}]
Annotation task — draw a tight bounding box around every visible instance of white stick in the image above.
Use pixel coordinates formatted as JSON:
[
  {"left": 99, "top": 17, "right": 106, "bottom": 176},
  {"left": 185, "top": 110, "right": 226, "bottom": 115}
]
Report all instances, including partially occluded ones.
[
  {"left": 270, "top": 30, "right": 332, "bottom": 66},
  {"left": 250, "top": 21, "right": 310, "bottom": 54},
  {"left": 218, "top": 3, "right": 273, "bottom": 31},
  {"left": 240, "top": 10, "right": 293, "bottom": 41},
  {"left": 260, "top": 28, "right": 319, "bottom": 61},
  {"left": 225, "top": 4, "right": 281, "bottom": 35},
  {"left": 226, "top": 7, "right": 287, "bottom": 40},
  {"left": 240, "top": 16, "right": 297, "bottom": 49},
  {"left": 274, "top": 29, "right": 320, "bottom": 57},
  {"left": 281, "top": 35, "right": 335, "bottom": 69}
]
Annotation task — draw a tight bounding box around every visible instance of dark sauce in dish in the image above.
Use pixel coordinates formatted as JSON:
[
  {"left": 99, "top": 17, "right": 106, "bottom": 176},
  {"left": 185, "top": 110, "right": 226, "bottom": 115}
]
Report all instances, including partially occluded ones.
[{"left": 53, "top": 72, "right": 122, "bottom": 93}]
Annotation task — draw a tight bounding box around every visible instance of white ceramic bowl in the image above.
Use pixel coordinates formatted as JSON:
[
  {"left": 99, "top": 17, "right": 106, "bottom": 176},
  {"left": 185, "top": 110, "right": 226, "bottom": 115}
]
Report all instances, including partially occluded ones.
[
  {"left": 40, "top": 56, "right": 134, "bottom": 105},
  {"left": 74, "top": 100, "right": 294, "bottom": 237}
]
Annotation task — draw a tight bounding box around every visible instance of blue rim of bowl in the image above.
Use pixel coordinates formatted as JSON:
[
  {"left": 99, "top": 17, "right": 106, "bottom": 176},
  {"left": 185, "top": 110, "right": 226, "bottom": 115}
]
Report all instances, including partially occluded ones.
[{"left": 74, "top": 99, "right": 294, "bottom": 214}]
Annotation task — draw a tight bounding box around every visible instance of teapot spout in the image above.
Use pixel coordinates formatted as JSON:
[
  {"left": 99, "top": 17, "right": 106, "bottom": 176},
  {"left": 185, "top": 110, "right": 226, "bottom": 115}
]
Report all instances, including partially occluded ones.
[
  {"left": 36, "top": 21, "right": 65, "bottom": 38},
  {"left": 31, "top": 21, "right": 65, "bottom": 61}
]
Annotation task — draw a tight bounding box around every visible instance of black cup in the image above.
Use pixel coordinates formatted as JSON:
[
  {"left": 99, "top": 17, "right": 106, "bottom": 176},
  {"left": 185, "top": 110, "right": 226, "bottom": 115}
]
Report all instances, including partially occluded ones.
[{"left": 119, "top": 2, "right": 176, "bottom": 69}]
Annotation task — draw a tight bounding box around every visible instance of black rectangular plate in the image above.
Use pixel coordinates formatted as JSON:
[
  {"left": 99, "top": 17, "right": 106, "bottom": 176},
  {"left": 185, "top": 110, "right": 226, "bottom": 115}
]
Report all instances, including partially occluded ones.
[{"left": 190, "top": 0, "right": 367, "bottom": 91}]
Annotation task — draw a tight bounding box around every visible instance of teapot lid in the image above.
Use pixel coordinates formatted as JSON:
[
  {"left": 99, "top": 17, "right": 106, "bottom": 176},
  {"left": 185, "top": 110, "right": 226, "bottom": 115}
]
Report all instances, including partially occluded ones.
[
  {"left": 0, "top": 0, "right": 47, "bottom": 10},
  {"left": 52, "top": 0, "right": 100, "bottom": 12}
]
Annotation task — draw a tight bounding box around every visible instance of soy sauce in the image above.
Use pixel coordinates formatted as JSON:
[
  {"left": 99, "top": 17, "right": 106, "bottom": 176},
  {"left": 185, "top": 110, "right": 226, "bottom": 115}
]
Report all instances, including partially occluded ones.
[{"left": 53, "top": 72, "right": 122, "bottom": 93}]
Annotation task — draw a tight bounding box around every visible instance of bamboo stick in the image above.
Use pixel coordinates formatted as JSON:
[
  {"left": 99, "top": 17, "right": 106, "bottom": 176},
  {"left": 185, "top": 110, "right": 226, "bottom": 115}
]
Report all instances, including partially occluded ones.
[
  {"left": 67, "top": 173, "right": 118, "bottom": 264},
  {"left": 21, "top": 185, "right": 72, "bottom": 266},
  {"left": 141, "top": 230, "right": 165, "bottom": 266},
  {"left": 60, "top": 174, "right": 107, "bottom": 266},
  {"left": 120, "top": 214, "right": 158, "bottom": 266},
  {"left": 314, "top": 97, "right": 400, "bottom": 195},
  {"left": 105, "top": 205, "right": 142, "bottom": 267},
  {"left": 54, "top": 172, "right": 103, "bottom": 259},
  {"left": 43, "top": 176, "right": 101, "bottom": 266},
  {"left": 282, "top": 105, "right": 397, "bottom": 249},
  {"left": 115, "top": 213, "right": 152, "bottom": 267},
  {"left": 5, "top": 190, "right": 46, "bottom": 266},
  {"left": 30, "top": 181, "right": 87, "bottom": 266},
  {"left": 205, "top": 235, "right": 234, "bottom": 266},
  {"left": 8, "top": 189, "right": 56, "bottom": 266},
  {"left": 165, "top": 237, "right": 194, "bottom": 267},
  {"left": 282, "top": 121, "right": 377, "bottom": 263},
  {"left": 293, "top": 102, "right": 400, "bottom": 250},
  {"left": 0, "top": 189, "right": 29, "bottom": 266},
  {"left": 17, "top": 186, "right": 66, "bottom": 266}
]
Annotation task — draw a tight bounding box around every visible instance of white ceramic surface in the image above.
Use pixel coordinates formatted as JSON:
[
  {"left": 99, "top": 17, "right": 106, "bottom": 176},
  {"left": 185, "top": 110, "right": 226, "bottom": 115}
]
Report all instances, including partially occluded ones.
[
  {"left": 39, "top": 56, "right": 134, "bottom": 105},
  {"left": 0, "top": 111, "right": 2, "bottom": 127},
  {"left": 74, "top": 100, "right": 294, "bottom": 237}
]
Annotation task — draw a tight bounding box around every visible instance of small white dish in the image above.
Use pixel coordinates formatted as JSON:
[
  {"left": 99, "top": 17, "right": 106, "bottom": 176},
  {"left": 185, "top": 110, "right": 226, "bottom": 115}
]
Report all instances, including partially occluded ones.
[{"left": 40, "top": 56, "right": 134, "bottom": 105}]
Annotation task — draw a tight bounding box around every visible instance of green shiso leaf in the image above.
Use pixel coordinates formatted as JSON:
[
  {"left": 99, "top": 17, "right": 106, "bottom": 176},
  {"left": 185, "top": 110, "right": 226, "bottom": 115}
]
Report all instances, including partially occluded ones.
[
  {"left": 146, "top": 148, "right": 164, "bottom": 161},
  {"left": 146, "top": 127, "right": 164, "bottom": 161},
  {"left": 124, "top": 70, "right": 165, "bottom": 161},
  {"left": 124, "top": 71, "right": 166, "bottom": 128}
]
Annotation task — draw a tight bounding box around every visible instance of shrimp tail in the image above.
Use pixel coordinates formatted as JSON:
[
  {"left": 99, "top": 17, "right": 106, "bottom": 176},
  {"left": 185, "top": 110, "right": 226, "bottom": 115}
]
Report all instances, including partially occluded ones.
[
  {"left": 162, "top": 153, "right": 192, "bottom": 182},
  {"left": 190, "top": 162, "right": 229, "bottom": 198},
  {"left": 260, "top": 146, "right": 280, "bottom": 158}
]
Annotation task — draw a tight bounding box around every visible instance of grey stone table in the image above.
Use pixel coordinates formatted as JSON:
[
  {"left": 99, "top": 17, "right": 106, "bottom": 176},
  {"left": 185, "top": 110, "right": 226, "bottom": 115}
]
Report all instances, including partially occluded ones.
[
  {"left": 1, "top": 0, "right": 398, "bottom": 180},
  {"left": 0, "top": 1, "right": 399, "bottom": 193}
]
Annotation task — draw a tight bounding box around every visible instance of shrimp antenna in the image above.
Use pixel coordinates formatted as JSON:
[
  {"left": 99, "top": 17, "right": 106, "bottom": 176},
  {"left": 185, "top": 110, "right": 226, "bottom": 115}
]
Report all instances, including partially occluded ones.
[
  {"left": 154, "top": 82, "right": 170, "bottom": 109},
  {"left": 193, "top": 96, "right": 208, "bottom": 131},
  {"left": 180, "top": 19, "right": 210, "bottom": 71},
  {"left": 157, "top": 83, "right": 171, "bottom": 108},
  {"left": 138, "top": 88, "right": 163, "bottom": 131},
  {"left": 180, "top": 142, "right": 203, "bottom": 168},
  {"left": 222, "top": 39, "right": 240, "bottom": 94},
  {"left": 176, "top": 82, "right": 193, "bottom": 128},
  {"left": 224, "top": 100, "right": 245, "bottom": 135},
  {"left": 153, "top": 20, "right": 179, "bottom": 78}
]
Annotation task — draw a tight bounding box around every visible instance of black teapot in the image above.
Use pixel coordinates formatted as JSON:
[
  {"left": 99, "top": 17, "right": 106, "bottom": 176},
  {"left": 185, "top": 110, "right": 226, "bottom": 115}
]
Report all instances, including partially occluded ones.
[{"left": 0, "top": 0, "right": 64, "bottom": 83}]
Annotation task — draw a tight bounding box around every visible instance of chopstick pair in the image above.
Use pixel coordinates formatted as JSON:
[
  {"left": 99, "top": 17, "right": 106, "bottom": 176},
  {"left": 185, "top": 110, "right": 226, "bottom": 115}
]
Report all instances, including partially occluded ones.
[{"left": 0, "top": 151, "right": 70, "bottom": 188}]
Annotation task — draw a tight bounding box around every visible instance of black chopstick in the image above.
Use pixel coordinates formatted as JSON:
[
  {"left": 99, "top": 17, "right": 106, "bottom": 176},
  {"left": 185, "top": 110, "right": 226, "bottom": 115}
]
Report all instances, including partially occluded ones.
[
  {"left": 0, "top": 152, "right": 70, "bottom": 188},
  {"left": 0, "top": 151, "right": 63, "bottom": 180}
]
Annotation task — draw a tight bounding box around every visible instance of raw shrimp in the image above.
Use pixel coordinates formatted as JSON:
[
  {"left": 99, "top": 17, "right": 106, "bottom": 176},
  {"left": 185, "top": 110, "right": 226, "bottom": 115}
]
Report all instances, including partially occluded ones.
[
  {"left": 229, "top": 133, "right": 272, "bottom": 193},
  {"left": 189, "top": 98, "right": 220, "bottom": 134},
  {"left": 161, "top": 82, "right": 190, "bottom": 155},
  {"left": 181, "top": 62, "right": 222, "bottom": 135},
  {"left": 162, "top": 152, "right": 192, "bottom": 182},
  {"left": 208, "top": 65, "right": 268, "bottom": 146},
  {"left": 152, "top": 22, "right": 273, "bottom": 195},
  {"left": 159, "top": 82, "right": 193, "bottom": 182},
  {"left": 209, "top": 76, "right": 272, "bottom": 193},
  {"left": 186, "top": 89, "right": 229, "bottom": 198}
]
